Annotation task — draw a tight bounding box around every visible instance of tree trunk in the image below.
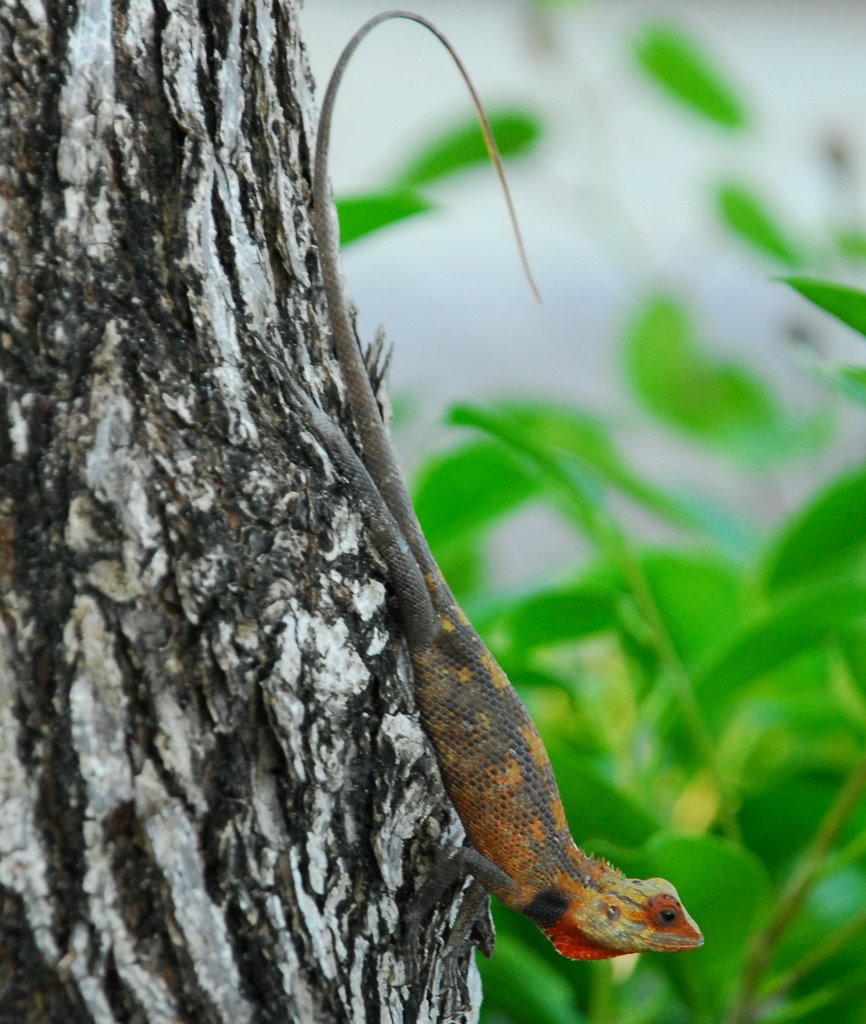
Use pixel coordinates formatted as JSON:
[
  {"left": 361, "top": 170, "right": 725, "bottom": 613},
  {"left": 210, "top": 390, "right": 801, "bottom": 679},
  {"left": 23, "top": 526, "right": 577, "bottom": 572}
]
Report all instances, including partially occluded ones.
[{"left": 0, "top": 3, "right": 480, "bottom": 1021}]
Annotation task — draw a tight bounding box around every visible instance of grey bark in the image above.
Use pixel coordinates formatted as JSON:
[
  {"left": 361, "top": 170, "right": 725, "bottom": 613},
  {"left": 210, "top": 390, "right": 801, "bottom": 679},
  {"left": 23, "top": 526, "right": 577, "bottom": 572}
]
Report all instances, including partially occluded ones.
[{"left": 0, "top": 2, "right": 480, "bottom": 1021}]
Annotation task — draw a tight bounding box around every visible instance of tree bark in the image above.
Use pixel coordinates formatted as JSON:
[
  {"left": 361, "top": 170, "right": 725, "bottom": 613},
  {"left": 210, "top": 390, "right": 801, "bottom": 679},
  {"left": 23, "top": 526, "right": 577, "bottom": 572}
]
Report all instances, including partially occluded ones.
[{"left": 0, "top": 3, "right": 479, "bottom": 1021}]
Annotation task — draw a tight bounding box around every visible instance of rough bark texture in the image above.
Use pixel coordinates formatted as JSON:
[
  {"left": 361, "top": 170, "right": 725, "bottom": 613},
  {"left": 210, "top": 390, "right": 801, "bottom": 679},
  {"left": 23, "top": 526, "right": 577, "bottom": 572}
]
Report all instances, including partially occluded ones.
[{"left": 0, "top": 2, "right": 479, "bottom": 1021}]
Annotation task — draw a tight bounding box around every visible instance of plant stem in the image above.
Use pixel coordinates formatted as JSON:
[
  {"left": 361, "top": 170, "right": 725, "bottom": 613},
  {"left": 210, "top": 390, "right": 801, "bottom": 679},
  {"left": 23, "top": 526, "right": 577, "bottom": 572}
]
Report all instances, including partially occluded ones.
[
  {"left": 761, "top": 904, "right": 866, "bottom": 1005},
  {"left": 573, "top": 473, "right": 741, "bottom": 841},
  {"left": 611, "top": 527, "right": 742, "bottom": 841},
  {"left": 457, "top": 411, "right": 741, "bottom": 839},
  {"left": 758, "top": 974, "right": 866, "bottom": 1024},
  {"left": 824, "top": 822, "right": 866, "bottom": 875},
  {"left": 725, "top": 749, "right": 866, "bottom": 1024},
  {"left": 587, "top": 961, "right": 614, "bottom": 1024}
]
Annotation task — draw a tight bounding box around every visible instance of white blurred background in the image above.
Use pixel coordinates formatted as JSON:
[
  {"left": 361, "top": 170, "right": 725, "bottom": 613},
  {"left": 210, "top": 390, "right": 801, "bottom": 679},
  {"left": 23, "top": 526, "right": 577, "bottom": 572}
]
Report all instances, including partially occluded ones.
[{"left": 300, "top": 0, "right": 866, "bottom": 580}]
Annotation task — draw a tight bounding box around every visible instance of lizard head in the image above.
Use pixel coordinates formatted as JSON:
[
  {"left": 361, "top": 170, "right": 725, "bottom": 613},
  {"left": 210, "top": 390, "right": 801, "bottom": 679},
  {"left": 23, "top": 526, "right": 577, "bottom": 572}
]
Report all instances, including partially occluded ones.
[{"left": 539, "top": 874, "right": 704, "bottom": 960}]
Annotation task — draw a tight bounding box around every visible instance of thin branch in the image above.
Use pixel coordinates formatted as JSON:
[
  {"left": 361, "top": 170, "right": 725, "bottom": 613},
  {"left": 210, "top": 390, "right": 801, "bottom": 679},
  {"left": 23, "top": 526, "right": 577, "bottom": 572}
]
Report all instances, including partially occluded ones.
[
  {"left": 761, "top": 904, "right": 866, "bottom": 1006},
  {"left": 458, "top": 411, "right": 742, "bottom": 840},
  {"left": 823, "top": 823, "right": 866, "bottom": 875},
  {"left": 757, "top": 974, "right": 866, "bottom": 1024},
  {"left": 613, "top": 535, "right": 742, "bottom": 842},
  {"left": 725, "top": 749, "right": 866, "bottom": 1024}
]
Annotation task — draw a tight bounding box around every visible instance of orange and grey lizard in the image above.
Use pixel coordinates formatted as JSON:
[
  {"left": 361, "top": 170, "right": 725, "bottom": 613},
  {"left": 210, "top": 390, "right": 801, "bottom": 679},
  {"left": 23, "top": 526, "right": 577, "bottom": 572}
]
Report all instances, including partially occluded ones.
[{"left": 302, "top": 9, "right": 704, "bottom": 961}]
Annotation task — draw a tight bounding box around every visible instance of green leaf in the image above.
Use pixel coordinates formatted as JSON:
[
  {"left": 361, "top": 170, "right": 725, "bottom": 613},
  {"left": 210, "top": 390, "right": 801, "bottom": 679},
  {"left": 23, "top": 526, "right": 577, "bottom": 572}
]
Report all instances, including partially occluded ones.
[
  {"left": 633, "top": 23, "right": 747, "bottom": 129},
  {"left": 503, "top": 664, "right": 577, "bottom": 703},
  {"left": 638, "top": 834, "right": 769, "bottom": 1012},
  {"left": 764, "top": 468, "right": 866, "bottom": 593},
  {"left": 782, "top": 276, "right": 866, "bottom": 340},
  {"left": 505, "top": 403, "right": 699, "bottom": 522},
  {"left": 478, "top": 929, "right": 585, "bottom": 1024},
  {"left": 393, "top": 109, "right": 541, "bottom": 189},
  {"left": 642, "top": 550, "right": 743, "bottom": 666},
  {"left": 624, "top": 295, "right": 822, "bottom": 462},
  {"left": 450, "top": 403, "right": 615, "bottom": 544},
  {"left": 450, "top": 400, "right": 704, "bottom": 535},
  {"left": 625, "top": 295, "right": 769, "bottom": 438},
  {"left": 693, "top": 580, "right": 866, "bottom": 699},
  {"left": 835, "top": 230, "right": 866, "bottom": 264},
  {"left": 740, "top": 777, "right": 847, "bottom": 874},
  {"left": 760, "top": 975, "right": 866, "bottom": 1024},
  {"left": 432, "top": 535, "right": 485, "bottom": 600},
  {"left": 492, "top": 583, "right": 619, "bottom": 653},
  {"left": 820, "top": 365, "right": 866, "bottom": 408},
  {"left": 724, "top": 658, "right": 861, "bottom": 790},
  {"left": 839, "top": 628, "right": 866, "bottom": 709},
  {"left": 667, "top": 490, "right": 759, "bottom": 558},
  {"left": 717, "top": 183, "right": 803, "bottom": 266},
  {"left": 547, "top": 741, "right": 660, "bottom": 849},
  {"left": 335, "top": 189, "right": 434, "bottom": 246},
  {"left": 412, "top": 440, "right": 540, "bottom": 552}
]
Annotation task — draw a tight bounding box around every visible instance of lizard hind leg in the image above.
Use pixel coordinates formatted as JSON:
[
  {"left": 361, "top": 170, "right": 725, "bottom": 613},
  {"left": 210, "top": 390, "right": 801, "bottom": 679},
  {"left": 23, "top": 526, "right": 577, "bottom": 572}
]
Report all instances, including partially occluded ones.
[
  {"left": 405, "top": 842, "right": 529, "bottom": 983},
  {"left": 404, "top": 847, "right": 497, "bottom": 1022},
  {"left": 406, "top": 846, "right": 498, "bottom": 958}
]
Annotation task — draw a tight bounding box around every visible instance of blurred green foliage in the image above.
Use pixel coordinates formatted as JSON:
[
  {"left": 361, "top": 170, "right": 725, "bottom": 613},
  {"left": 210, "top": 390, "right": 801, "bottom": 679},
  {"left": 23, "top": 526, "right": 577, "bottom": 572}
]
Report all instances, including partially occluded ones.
[
  {"left": 337, "top": 13, "right": 866, "bottom": 1024},
  {"left": 336, "top": 110, "right": 539, "bottom": 245},
  {"left": 419, "top": 307, "right": 866, "bottom": 1024},
  {"left": 715, "top": 182, "right": 806, "bottom": 267},
  {"left": 633, "top": 23, "right": 748, "bottom": 130}
]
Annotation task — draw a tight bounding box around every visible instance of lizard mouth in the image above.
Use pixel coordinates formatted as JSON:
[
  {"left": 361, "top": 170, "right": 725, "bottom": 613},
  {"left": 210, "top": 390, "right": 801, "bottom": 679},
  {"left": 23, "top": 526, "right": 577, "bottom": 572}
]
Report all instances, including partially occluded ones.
[
  {"left": 547, "top": 913, "right": 705, "bottom": 959},
  {"left": 651, "top": 930, "right": 704, "bottom": 952}
]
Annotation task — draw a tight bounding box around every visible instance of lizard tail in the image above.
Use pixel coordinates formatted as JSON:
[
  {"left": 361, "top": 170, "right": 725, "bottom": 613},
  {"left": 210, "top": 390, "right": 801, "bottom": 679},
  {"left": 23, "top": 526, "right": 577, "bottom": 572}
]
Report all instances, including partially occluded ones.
[
  {"left": 313, "top": 9, "right": 541, "bottom": 303},
  {"left": 311, "top": 10, "right": 540, "bottom": 589}
]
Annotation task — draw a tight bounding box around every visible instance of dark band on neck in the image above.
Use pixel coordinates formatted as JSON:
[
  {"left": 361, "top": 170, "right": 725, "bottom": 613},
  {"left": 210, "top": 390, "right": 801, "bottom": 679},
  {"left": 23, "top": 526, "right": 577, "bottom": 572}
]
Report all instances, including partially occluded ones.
[{"left": 523, "top": 889, "right": 569, "bottom": 928}]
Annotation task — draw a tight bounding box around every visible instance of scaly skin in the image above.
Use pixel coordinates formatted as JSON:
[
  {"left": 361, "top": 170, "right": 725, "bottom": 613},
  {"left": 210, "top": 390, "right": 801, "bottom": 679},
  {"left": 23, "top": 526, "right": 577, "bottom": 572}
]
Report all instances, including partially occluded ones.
[
  {"left": 412, "top": 570, "right": 701, "bottom": 958},
  {"left": 308, "top": 10, "right": 703, "bottom": 960}
]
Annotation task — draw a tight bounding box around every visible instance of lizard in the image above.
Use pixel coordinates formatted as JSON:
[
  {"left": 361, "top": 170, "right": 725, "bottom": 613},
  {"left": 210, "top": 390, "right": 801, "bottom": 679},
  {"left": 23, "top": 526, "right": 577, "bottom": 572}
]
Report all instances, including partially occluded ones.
[{"left": 301, "top": 8, "right": 704, "bottom": 962}]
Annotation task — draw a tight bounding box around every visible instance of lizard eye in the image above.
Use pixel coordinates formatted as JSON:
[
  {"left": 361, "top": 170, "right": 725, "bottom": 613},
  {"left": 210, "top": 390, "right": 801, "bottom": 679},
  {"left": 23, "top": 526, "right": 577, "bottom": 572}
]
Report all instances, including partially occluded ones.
[
  {"left": 653, "top": 906, "right": 680, "bottom": 928},
  {"left": 606, "top": 905, "right": 620, "bottom": 922}
]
